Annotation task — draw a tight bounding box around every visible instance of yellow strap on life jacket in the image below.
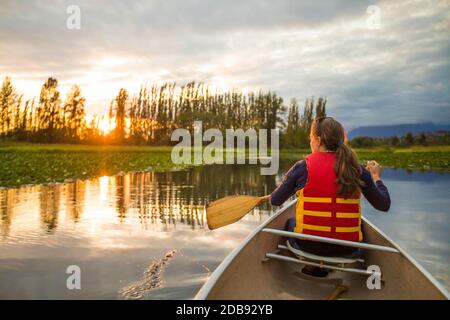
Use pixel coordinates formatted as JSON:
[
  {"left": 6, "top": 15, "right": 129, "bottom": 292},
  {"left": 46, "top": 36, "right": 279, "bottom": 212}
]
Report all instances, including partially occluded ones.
[
  {"left": 294, "top": 188, "right": 363, "bottom": 241},
  {"left": 336, "top": 212, "right": 360, "bottom": 219},
  {"left": 301, "top": 196, "right": 332, "bottom": 203},
  {"left": 336, "top": 226, "right": 360, "bottom": 233},
  {"left": 303, "top": 210, "right": 332, "bottom": 217},
  {"left": 303, "top": 224, "right": 331, "bottom": 232},
  {"left": 336, "top": 198, "right": 360, "bottom": 204}
]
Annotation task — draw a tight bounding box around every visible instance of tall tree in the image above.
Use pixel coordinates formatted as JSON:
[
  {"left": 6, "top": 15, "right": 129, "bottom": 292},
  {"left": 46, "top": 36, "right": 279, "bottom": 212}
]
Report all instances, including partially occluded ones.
[
  {"left": 299, "top": 97, "right": 314, "bottom": 146},
  {"left": 113, "top": 88, "right": 128, "bottom": 142},
  {"left": 64, "top": 85, "right": 86, "bottom": 141},
  {"left": 38, "top": 77, "right": 62, "bottom": 141},
  {"left": 315, "top": 96, "right": 327, "bottom": 118},
  {"left": 0, "top": 77, "right": 16, "bottom": 136},
  {"left": 285, "top": 98, "right": 301, "bottom": 147}
]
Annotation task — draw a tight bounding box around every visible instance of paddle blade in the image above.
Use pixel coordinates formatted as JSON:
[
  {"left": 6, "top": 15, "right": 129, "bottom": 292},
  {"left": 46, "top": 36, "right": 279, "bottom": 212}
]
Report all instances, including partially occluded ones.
[{"left": 206, "top": 195, "right": 262, "bottom": 230}]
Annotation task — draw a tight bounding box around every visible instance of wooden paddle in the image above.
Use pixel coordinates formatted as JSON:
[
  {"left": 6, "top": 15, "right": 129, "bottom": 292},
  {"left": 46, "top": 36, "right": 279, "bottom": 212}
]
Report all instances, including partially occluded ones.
[
  {"left": 327, "top": 285, "right": 349, "bottom": 300},
  {"left": 206, "top": 195, "right": 266, "bottom": 230}
]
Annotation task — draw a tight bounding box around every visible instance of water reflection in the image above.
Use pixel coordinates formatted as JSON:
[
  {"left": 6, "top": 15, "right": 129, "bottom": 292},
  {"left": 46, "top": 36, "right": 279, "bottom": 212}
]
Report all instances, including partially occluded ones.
[
  {"left": 0, "top": 163, "right": 283, "bottom": 239},
  {"left": 0, "top": 189, "right": 15, "bottom": 238},
  {"left": 39, "top": 186, "right": 60, "bottom": 234},
  {"left": 0, "top": 161, "right": 448, "bottom": 298},
  {"left": 65, "top": 180, "right": 86, "bottom": 224}
]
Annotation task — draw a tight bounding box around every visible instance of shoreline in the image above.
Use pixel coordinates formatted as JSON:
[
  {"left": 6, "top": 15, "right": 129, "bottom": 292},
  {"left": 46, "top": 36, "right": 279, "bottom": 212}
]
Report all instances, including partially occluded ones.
[{"left": 1, "top": 143, "right": 449, "bottom": 188}]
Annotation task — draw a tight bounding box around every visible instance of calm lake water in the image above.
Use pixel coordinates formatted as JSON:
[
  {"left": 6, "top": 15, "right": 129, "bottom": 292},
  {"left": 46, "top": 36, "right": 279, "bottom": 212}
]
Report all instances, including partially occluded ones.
[{"left": 0, "top": 161, "right": 449, "bottom": 299}]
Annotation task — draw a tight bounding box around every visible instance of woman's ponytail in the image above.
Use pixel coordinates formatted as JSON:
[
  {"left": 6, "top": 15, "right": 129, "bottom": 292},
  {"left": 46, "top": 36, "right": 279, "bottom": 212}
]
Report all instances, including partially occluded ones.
[{"left": 334, "top": 143, "right": 364, "bottom": 198}]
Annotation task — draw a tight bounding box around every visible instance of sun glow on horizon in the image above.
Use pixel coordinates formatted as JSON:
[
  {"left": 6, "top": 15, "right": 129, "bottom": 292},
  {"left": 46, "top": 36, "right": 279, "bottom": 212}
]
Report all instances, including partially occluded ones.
[
  {"left": 98, "top": 116, "right": 115, "bottom": 134},
  {"left": 85, "top": 114, "right": 115, "bottom": 135}
]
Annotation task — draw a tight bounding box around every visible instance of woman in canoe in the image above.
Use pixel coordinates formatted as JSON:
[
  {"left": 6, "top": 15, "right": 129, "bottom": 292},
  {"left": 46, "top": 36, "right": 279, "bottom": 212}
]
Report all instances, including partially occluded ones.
[{"left": 261, "top": 117, "right": 390, "bottom": 276}]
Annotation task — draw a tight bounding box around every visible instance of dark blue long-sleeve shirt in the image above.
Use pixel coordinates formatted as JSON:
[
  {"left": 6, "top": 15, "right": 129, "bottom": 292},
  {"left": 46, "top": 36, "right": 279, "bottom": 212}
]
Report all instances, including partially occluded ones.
[{"left": 270, "top": 160, "right": 391, "bottom": 212}]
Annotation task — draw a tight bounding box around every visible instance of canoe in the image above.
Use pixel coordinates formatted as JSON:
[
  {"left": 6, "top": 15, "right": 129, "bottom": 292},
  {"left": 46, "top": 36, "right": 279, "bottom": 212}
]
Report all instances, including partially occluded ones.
[{"left": 196, "top": 199, "right": 449, "bottom": 300}]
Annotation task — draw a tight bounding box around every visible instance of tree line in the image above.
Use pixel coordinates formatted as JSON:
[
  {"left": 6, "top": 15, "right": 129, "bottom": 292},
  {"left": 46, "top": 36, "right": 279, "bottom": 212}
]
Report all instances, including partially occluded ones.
[
  {"left": 0, "top": 76, "right": 327, "bottom": 147},
  {"left": 349, "top": 132, "right": 450, "bottom": 148}
]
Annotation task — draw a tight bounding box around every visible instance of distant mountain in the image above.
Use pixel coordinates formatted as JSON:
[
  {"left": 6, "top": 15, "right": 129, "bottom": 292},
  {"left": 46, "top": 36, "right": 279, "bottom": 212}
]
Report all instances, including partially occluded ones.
[{"left": 348, "top": 122, "right": 450, "bottom": 139}]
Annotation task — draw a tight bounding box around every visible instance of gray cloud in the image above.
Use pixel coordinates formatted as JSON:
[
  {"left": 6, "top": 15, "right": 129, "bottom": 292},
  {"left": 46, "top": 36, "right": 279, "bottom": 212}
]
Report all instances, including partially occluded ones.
[{"left": 0, "top": 0, "right": 449, "bottom": 127}]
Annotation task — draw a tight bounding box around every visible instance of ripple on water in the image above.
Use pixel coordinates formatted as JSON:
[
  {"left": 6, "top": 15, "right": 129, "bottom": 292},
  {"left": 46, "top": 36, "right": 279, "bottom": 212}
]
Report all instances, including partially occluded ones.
[{"left": 118, "top": 249, "right": 176, "bottom": 300}]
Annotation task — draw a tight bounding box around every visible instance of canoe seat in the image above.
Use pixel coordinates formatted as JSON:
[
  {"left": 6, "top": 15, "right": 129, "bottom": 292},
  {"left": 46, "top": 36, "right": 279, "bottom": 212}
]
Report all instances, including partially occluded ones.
[
  {"left": 262, "top": 228, "right": 397, "bottom": 277},
  {"left": 285, "top": 240, "right": 364, "bottom": 265}
]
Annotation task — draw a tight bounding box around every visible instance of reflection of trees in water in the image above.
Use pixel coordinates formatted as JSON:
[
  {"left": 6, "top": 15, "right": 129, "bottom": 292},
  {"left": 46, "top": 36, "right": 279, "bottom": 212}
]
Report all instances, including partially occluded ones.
[
  {"left": 65, "top": 180, "right": 86, "bottom": 223},
  {"left": 112, "top": 162, "right": 296, "bottom": 229},
  {"left": 0, "top": 159, "right": 298, "bottom": 235},
  {"left": 113, "top": 171, "right": 205, "bottom": 230},
  {"left": 0, "top": 181, "right": 87, "bottom": 236},
  {"left": 39, "top": 185, "right": 60, "bottom": 233},
  {"left": 0, "top": 189, "right": 15, "bottom": 238},
  {"left": 115, "top": 175, "right": 130, "bottom": 223}
]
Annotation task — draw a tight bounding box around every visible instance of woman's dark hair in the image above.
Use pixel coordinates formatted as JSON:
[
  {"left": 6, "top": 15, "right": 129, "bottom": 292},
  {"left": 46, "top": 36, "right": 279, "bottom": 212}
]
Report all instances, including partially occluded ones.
[{"left": 311, "top": 117, "right": 364, "bottom": 198}]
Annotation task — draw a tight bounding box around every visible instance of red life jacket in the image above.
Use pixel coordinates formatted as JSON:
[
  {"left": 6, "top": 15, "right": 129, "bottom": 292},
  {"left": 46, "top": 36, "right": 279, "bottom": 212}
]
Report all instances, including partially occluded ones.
[{"left": 294, "top": 152, "right": 362, "bottom": 242}]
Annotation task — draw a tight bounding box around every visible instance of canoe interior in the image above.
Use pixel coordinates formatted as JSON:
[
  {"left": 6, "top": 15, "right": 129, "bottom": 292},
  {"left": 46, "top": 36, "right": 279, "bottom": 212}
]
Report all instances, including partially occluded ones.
[{"left": 202, "top": 202, "right": 448, "bottom": 300}]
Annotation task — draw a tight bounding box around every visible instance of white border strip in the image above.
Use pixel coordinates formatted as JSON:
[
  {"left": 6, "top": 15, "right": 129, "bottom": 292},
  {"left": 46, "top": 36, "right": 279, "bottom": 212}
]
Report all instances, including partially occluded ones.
[{"left": 194, "top": 199, "right": 297, "bottom": 300}]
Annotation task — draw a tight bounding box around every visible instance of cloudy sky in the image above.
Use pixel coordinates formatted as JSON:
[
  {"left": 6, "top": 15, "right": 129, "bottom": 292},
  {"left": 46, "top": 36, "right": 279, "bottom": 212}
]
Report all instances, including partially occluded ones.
[{"left": 0, "top": 0, "right": 449, "bottom": 128}]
